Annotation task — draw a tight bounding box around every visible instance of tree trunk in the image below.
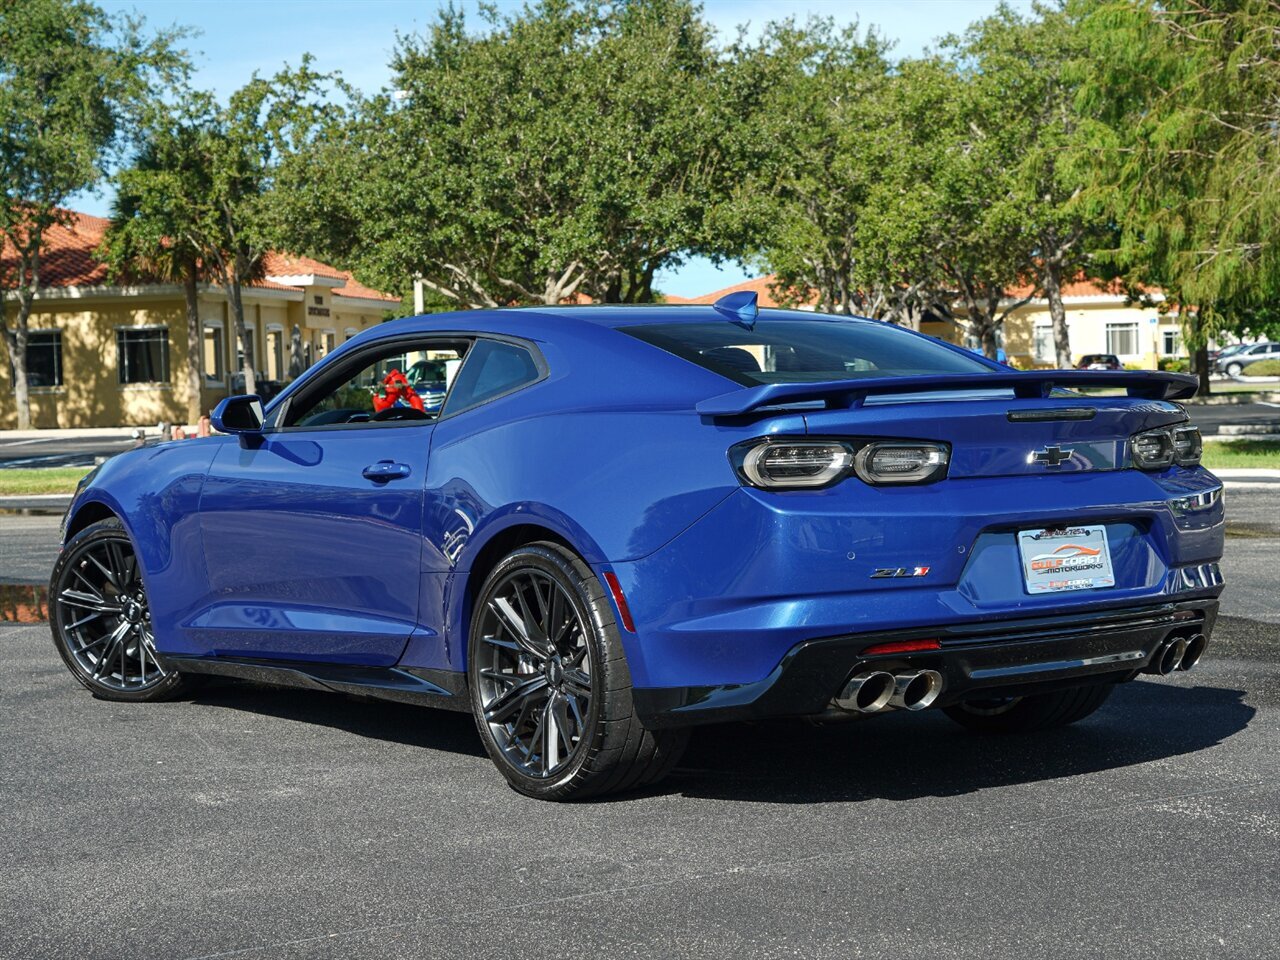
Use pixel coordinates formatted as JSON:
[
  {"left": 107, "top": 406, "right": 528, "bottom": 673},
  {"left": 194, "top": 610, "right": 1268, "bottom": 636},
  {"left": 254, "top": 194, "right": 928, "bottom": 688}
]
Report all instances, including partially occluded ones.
[
  {"left": 227, "top": 278, "right": 257, "bottom": 395},
  {"left": 1193, "top": 343, "right": 1211, "bottom": 396},
  {"left": 1043, "top": 260, "right": 1072, "bottom": 368},
  {"left": 182, "top": 265, "right": 203, "bottom": 425},
  {"left": 979, "top": 318, "right": 999, "bottom": 360},
  {"left": 10, "top": 294, "right": 33, "bottom": 431}
]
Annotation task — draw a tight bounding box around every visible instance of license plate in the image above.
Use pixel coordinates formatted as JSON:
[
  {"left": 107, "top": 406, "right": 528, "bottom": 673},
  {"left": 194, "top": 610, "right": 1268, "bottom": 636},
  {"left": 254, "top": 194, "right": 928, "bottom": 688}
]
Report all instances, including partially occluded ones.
[{"left": 1017, "top": 525, "right": 1116, "bottom": 594}]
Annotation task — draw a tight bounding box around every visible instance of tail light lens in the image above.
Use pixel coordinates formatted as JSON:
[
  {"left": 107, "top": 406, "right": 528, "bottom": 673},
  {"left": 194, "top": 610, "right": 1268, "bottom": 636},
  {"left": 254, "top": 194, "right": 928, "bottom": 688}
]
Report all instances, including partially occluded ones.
[
  {"left": 1171, "top": 425, "right": 1203, "bottom": 465},
  {"left": 734, "top": 438, "right": 949, "bottom": 490},
  {"left": 855, "top": 442, "right": 949, "bottom": 484},
  {"left": 742, "top": 442, "right": 853, "bottom": 488},
  {"left": 1131, "top": 423, "right": 1202, "bottom": 470}
]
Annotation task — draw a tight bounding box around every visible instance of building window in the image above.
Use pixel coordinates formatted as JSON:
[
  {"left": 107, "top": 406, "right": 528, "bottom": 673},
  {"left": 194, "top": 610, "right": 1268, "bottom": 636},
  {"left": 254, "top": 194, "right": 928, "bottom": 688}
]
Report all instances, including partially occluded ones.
[
  {"left": 15, "top": 330, "right": 64, "bottom": 387},
  {"left": 1161, "top": 329, "right": 1181, "bottom": 356},
  {"left": 318, "top": 330, "right": 336, "bottom": 357},
  {"left": 344, "top": 327, "right": 358, "bottom": 342},
  {"left": 1033, "top": 325, "right": 1052, "bottom": 362},
  {"left": 203, "top": 324, "right": 224, "bottom": 382},
  {"left": 117, "top": 328, "right": 170, "bottom": 384},
  {"left": 234, "top": 325, "right": 255, "bottom": 374},
  {"left": 266, "top": 327, "right": 284, "bottom": 381},
  {"left": 1105, "top": 322, "right": 1140, "bottom": 357}
]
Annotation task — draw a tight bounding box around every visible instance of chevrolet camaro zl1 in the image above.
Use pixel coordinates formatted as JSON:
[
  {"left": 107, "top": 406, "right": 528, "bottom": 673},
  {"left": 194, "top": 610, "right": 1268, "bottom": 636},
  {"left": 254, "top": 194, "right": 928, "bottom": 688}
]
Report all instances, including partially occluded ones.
[{"left": 50, "top": 293, "right": 1224, "bottom": 800}]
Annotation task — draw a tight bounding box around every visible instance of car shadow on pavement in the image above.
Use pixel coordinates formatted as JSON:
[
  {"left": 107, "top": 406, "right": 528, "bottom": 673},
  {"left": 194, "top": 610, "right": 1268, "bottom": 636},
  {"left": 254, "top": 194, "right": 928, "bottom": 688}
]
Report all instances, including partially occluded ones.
[
  {"left": 188, "top": 679, "right": 488, "bottom": 757},
  {"left": 662, "top": 680, "right": 1256, "bottom": 805}
]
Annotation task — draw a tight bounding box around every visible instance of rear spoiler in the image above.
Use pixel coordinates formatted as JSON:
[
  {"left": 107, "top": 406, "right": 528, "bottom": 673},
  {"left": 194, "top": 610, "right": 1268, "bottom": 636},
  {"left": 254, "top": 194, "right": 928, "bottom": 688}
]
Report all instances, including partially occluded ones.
[{"left": 695, "top": 370, "right": 1198, "bottom": 417}]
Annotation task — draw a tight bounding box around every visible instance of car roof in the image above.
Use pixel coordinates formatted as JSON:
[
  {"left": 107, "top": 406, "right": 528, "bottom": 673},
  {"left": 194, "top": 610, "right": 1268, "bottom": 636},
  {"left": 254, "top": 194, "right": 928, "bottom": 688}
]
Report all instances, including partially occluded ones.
[{"left": 369, "top": 304, "right": 878, "bottom": 339}]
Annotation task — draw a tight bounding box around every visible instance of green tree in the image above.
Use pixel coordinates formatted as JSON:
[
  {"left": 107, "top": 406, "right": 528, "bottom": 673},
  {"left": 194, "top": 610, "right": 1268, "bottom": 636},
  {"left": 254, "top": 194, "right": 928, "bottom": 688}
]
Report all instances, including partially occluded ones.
[
  {"left": 950, "top": 3, "right": 1112, "bottom": 367},
  {"left": 100, "top": 94, "right": 216, "bottom": 424},
  {"left": 187, "top": 61, "right": 336, "bottom": 395},
  {"left": 0, "top": 0, "right": 184, "bottom": 428},
  {"left": 1077, "top": 0, "right": 1280, "bottom": 389},
  {"left": 859, "top": 57, "right": 1036, "bottom": 357},
  {"left": 714, "top": 18, "right": 893, "bottom": 316},
  {"left": 282, "top": 0, "right": 726, "bottom": 309}
]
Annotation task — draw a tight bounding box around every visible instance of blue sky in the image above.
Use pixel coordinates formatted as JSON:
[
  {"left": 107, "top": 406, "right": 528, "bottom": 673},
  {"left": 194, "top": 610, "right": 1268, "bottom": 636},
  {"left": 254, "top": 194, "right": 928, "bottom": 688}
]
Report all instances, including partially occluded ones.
[{"left": 85, "top": 0, "right": 1029, "bottom": 298}]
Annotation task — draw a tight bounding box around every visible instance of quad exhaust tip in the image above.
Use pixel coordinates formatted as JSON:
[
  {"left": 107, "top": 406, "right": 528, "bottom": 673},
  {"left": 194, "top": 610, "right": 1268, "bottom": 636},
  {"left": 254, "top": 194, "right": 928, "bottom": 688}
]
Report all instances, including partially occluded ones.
[
  {"left": 836, "top": 670, "right": 896, "bottom": 713},
  {"left": 1147, "top": 636, "right": 1189, "bottom": 676},
  {"left": 1179, "top": 633, "right": 1207, "bottom": 672},
  {"left": 837, "top": 668, "right": 946, "bottom": 714},
  {"left": 889, "top": 669, "right": 944, "bottom": 711}
]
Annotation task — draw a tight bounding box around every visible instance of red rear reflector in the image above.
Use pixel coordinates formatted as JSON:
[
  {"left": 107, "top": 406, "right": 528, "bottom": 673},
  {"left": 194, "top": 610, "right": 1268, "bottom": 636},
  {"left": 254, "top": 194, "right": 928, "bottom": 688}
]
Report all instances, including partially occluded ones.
[
  {"left": 603, "top": 571, "right": 636, "bottom": 633},
  {"left": 862, "top": 638, "right": 942, "bottom": 656}
]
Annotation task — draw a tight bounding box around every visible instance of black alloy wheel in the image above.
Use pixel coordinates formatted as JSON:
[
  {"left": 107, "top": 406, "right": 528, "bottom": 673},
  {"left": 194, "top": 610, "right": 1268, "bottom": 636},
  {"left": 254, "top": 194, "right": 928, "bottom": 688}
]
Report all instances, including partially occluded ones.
[
  {"left": 50, "top": 518, "right": 186, "bottom": 701},
  {"left": 467, "top": 542, "right": 688, "bottom": 801}
]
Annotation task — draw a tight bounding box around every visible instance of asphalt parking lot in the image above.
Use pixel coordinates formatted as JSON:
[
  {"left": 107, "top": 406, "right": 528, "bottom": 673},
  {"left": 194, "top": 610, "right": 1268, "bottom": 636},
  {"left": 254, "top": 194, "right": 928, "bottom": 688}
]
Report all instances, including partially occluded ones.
[{"left": 2, "top": 488, "right": 1279, "bottom": 959}]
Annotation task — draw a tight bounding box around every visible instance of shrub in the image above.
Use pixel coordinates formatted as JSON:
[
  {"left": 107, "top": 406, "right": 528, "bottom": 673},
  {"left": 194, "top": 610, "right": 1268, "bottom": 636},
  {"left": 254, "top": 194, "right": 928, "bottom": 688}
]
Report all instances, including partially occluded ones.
[
  {"left": 1242, "top": 358, "right": 1280, "bottom": 377},
  {"left": 1159, "top": 357, "right": 1190, "bottom": 372}
]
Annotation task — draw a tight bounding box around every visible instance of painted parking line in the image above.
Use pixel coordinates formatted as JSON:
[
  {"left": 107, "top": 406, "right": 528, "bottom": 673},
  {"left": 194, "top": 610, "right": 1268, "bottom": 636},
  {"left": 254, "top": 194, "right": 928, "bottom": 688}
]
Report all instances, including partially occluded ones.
[{"left": 0, "top": 437, "right": 57, "bottom": 447}]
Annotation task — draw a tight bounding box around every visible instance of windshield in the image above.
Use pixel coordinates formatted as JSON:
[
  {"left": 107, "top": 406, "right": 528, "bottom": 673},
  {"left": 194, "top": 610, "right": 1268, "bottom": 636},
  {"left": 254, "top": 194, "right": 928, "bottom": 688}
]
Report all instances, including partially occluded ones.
[{"left": 623, "top": 318, "right": 994, "bottom": 386}]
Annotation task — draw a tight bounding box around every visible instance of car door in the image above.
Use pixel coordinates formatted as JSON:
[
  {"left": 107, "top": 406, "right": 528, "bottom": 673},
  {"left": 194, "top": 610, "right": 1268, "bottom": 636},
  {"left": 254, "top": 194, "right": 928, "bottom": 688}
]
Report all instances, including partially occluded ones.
[{"left": 192, "top": 335, "right": 469, "bottom": 666}]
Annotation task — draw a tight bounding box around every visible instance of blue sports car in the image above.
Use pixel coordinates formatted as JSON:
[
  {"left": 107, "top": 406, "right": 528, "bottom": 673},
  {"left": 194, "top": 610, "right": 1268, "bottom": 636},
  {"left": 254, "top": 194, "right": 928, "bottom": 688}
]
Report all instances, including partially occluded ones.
[{"left": 50, "top": 293, "right": 1224, "bottom": 800}]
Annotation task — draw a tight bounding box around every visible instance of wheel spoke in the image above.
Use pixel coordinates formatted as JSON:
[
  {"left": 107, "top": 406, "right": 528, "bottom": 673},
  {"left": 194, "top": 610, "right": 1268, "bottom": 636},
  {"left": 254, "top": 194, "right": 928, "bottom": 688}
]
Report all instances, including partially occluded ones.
[
  {"left": 485, "top": 674, "right": 550, "bottom": 724},
  {"left": 58, "top": 589, "right": 120, "bottom": 614},
  {"left": 542, "top": 698, "right": 559, "bottom": 771},
  {"left": 84, "top": 549, "right": 120, "bottom": 591},
  {"left": 563, "top": 667, "right": 591, "bottom": 697},
  {"left": 65, "top": 610, "right": 107, "bottom": 631},
  {"left": 565, "top": 692, "right": 585, "bottom": 732},
  {"left": 512, "top": 582, "right": 546, "bottom": 645},
  {"left": 70, "top": 567, "right": 105, "bottom": 599},
  {"left": 92, "top": 622, "right": 130, "bottom": 679},
  {"left": 490, "top": 596, "right": 548, "bottom": 661}
]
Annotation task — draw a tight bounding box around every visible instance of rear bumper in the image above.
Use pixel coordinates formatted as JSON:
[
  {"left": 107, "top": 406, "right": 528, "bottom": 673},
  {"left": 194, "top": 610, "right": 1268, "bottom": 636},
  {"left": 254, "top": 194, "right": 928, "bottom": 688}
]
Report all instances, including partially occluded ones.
[{"left": 633, "top": 599, "right": 1218, "bottom": 728}]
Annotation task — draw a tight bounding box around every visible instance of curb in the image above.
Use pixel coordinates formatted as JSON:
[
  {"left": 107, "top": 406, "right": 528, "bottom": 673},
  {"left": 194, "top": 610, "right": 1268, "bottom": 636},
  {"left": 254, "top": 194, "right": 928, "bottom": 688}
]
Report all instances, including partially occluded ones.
[{"left": 0, "top": 494, "right": 71, "bottom": 512}]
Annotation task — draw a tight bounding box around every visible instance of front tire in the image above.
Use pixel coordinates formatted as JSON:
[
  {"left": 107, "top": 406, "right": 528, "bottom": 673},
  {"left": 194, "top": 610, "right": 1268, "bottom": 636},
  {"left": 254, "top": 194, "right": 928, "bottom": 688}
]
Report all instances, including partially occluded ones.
[
  {"left": 942, "top": 683, "right": 1113, "bottom": 734},
  {"left": 467, "top": 542, "right": 687, "bottom": 801},
  {"left": 1226, "top": 362, "right": 1244, "bottom": 378},
  {"left": 50, "top": 518, "right": 187, "bottom": 702}
]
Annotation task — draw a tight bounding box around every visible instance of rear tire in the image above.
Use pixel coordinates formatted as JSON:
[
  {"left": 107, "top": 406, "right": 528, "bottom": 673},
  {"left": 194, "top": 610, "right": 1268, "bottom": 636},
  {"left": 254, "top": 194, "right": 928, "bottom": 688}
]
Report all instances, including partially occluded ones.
[
  {"left": 942, "top": 683, "right": 1113, "bottom": 734},
  {"left": 467, "top": 542, "right": 688, "bottom": 801}
]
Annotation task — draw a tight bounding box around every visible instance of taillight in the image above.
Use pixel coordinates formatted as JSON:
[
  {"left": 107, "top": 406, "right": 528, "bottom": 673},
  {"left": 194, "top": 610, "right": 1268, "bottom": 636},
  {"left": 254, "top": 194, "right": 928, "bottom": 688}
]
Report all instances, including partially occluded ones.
[
  {"left": 1131, "top": 423, "right": 1202, "bottom": 470},
  {"left": 854, "top": 442, "right": 949, "bottom": 484},
  {"left": 741, "top": 442, "right": 853, "bottom": 488},
  {"left": 733, "top": 438, "right": 949, "bottom": 490}
]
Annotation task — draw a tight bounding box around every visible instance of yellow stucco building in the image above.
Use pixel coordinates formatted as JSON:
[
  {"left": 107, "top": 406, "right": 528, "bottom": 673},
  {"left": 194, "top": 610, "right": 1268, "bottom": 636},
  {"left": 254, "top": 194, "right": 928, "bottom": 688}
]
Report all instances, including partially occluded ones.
[
  {"left": 681, "top": 275, "right": 1186, "bottom": 370},
  {"left": 1, "top": 212, "right": 401, "bottom": 429}
]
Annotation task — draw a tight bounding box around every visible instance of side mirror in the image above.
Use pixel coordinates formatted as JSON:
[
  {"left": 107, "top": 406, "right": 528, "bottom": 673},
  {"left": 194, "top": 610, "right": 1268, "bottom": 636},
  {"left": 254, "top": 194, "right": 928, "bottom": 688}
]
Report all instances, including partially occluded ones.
[{"left": 211, "top": 394, "right": 265, "bottom": 436}]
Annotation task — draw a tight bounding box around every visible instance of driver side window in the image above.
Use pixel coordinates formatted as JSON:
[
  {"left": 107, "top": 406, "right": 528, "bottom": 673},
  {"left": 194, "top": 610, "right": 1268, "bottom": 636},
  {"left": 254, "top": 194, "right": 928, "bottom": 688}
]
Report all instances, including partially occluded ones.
[{"left": 283, "top": 339, "right": 469, "bottom": 429}]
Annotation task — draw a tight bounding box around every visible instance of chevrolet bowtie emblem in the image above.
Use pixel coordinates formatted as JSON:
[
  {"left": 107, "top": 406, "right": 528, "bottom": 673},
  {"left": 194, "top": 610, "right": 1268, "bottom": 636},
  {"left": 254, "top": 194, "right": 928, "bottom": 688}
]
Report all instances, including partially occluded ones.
[{"left": 1031, "top": 445, "right": 1073, "bottom": 467}]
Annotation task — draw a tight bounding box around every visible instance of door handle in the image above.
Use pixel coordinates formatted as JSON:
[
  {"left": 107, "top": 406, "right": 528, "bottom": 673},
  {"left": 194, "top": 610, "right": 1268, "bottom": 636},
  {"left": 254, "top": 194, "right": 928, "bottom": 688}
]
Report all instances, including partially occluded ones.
[{"left": 362, "top": 460, "right": 412, "bottom": 482}]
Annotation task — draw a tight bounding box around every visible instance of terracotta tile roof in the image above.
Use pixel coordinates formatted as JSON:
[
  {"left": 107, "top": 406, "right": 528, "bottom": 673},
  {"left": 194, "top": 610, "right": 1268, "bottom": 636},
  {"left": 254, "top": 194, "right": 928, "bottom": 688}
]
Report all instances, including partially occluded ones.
[
  {"left": 681, "top": 275, "right": 811, "bottom": 308},
  {"left": 1, "top": 208, "right": 398, "bottom": 302},
  {"left": 683, "top": 273, "right": 1160, "bottom": 308},
  {"left": 260, "top": 250, "right": 346, "bottom": 282},
  {"left": 1006, "top": 276, "right": 1147, "bottom": 299},
  {"left": 0, "top": 210, "right": 112, "bottom": 287}
]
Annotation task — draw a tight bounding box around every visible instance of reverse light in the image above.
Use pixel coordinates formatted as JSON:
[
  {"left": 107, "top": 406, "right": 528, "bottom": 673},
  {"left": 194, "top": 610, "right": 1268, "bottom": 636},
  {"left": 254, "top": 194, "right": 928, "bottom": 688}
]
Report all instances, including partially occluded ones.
[
  {"left": 854, "top": 442, "right": 949, "bottom": 485},
  {"left": 1131, "top": 422, "right": 1202, "bottom": 470},
  {"left": 733, "top": 438, "right": 950, "bottom": 490}
]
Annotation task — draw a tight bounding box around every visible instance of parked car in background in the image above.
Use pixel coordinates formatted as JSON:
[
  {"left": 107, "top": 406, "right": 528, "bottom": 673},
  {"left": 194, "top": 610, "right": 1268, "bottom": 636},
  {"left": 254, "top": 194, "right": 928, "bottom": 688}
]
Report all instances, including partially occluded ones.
[
  {"left": 49, "top": 295, "right": 1223, "bottom": 800},
  {"left": 1216, "top": 342, "right": 1280, "bottom": 378},
  {"left": 1206, "top": 343, "right": 1249, "bottom": 365},
  {"left": 1077, "top": 354, "right": 1123, "bottom": 370}
]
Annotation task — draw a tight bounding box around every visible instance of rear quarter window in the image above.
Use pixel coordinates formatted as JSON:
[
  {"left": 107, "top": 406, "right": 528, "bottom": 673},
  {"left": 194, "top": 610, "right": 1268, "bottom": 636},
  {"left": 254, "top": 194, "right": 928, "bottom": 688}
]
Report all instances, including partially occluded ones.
[{"left": 442, "top": 339, "right": 542, "bottom": 414}]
